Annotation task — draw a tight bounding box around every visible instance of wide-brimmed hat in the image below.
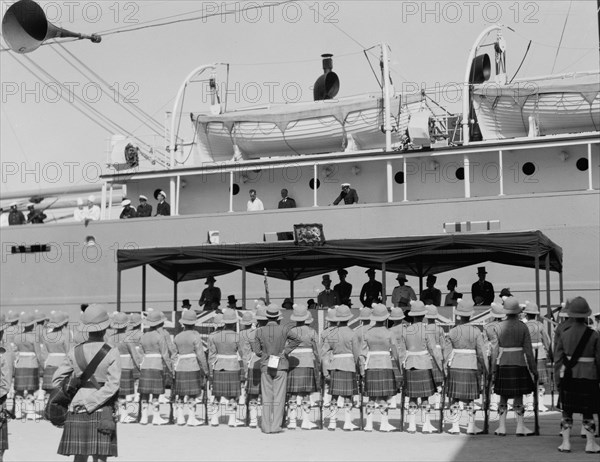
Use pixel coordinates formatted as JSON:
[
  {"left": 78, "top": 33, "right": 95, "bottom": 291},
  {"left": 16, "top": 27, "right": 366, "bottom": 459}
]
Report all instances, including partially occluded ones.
[
  {"left": 566, "top": 297, "right": 591, "bottom": 318},
  {"left": 523, "top": 301, "right": 539, "bottom": 315},
  {"left": 359, "top": 308, "right": 372, "bottom": 320},
  {"left": 47, "top": 311, "right": 69, "bottom": 329},
  {"left": 121, "top": 199, "right": 131, "bottom": 207},
  {"left": 477, "top": 266, "right": 487, "bottom": 275},
  {"left": 337, "top": 268, "right": 348, "bottom": 276},
  {"left": 213, "top": 314, "right": 224, "bottom": 327},
  {"left": 205, "top": 276, "right": 216, "bottom": 284},
  {"left": 325, "top": 307, "right": 338, "bottom": 322},
  {"left": 389, "top": 307, "right": 405, "bottom": 321},
  {"left": 305, "top": 312, "right": 314, "bottom": 325},
  {"left": 290, "top": 304, "right": 310, "bottom": 322},
  {"left": 255, "top": 306, "right": 268, "bottom": 321},
  {"left": 129, "top": 313, "right": 142, "bottom": 327},
  {"left": 490, "top": 303, "right": 505, "bottom": 318},
  {"left": 266, "top": 304, "right": 281, "bottom": 319},
  {"left": 222, "top": 308, "right": 238, "bottom": 324},
  {"left": 33, "top": 309, "right": 49, "bottom": 323},
  {"left": 145, "top": 310, "right": 164, "bottom": 327},
  {"left": 370, "top": 303, "right": 389, "bottom": 321},
  {"left": 81, "top": 304, "right": 111, "bottom": 332},
  {"left": 396, "top": 273, "right": 408, "bottom": 282},
  {"left": 181, "top": 299, "right": 191, "bottom": 308},
  {"left": 111, "top": 312, "right": 129, "bottom": 329},
  {"left": 154, "top": 189, "right": 167, "bottom": 200},
  {"left": 19, "top": 312, "right": 36, "bottom": 327},
  {"left": 179, "top": 309, "right": 198, "bottom": 325},
  {"left": 322, "top": 275, "right": 331, "bottom": 284},
  {"left": 408, "top": 300, "right": 427, "bottom": 317},
  {"left": 5, "top": 311, "right": 19, "bottom": 323},
  {"left": 502, "top": 297, "right": 522, "bottom": 314},
  {"left": 240, "top": 311, "right": 255, "bottom": 326},
  {"left": 455, "top": 300, "right": 474, "bottom": 317},
  {"left": 425, "top": 304, "right": 438, "bottom": 319},
  {"left": 282, "top": 298, "right": 293, "bottom": 308},
  {"left": 335, "top": 305, "right": 353, "bottom": 321}
]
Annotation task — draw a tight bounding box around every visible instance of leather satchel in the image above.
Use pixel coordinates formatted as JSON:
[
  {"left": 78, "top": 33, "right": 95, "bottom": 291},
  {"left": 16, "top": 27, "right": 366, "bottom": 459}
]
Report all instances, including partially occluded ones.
[{"left": 44, "top": 343, "right": 111, "bottom": 428}]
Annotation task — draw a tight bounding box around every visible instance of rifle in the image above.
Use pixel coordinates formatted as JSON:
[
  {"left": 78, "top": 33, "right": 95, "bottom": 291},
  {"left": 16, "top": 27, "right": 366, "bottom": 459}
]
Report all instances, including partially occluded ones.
[
  {"left": 318, "top": 373, "right": 324, "bottom": 430},
  {"left": 244, "top": 380, "right": 250, "bottom": 427},
  {"left": 438, "top": 373, "right": 447, "bottom": 433},
  {"left": 550, "top": 359, "right": 555, "bottom": 411},
  {"left": 203, "top": 378, "right": 209, "bottom": 426},
  {"left": 532, "top": 348, "right": 540, "bottom": 436},
  {"left": 483, "top": 365, "right": 491, "bottom": 434},
  {"left": 399, "top": 365, "right": 406, "bottom": 432},
  {"left": 358, "top": 373, "right": 364, "bottom": 431}
]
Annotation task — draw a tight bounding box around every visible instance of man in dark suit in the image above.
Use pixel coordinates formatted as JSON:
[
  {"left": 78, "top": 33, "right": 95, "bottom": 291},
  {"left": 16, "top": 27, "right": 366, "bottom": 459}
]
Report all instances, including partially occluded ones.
[
  {"left": 136, "top": 195, "right": 152, "bottom": 217},
  {"left": 251, "top": 305, "right": 301, "bottom": 433},
  {"left": 471, "top": 266, "right": 495, "bottom": 305},
  {"left": 333, "top": 183, "right": 359, "bottom": 205},
  {"left": 277, "top": 189, "right": 296, "bottom": 209}
]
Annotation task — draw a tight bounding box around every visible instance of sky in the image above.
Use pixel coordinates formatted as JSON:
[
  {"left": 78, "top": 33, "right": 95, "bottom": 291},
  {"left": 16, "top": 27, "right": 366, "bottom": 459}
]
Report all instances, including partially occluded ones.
[{"left": 1, "top": 0, "right": 598, "bottom": 197}]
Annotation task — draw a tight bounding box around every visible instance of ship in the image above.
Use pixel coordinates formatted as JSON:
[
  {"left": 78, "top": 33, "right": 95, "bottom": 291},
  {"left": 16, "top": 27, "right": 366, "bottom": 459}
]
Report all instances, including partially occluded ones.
[{"left": 1, "top": 11, "right": 599, "bottom": 329}]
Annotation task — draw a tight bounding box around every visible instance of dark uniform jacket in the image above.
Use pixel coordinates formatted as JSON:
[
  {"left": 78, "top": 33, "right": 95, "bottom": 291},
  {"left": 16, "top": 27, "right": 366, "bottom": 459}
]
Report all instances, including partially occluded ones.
[
  {"left": 471, "top": 280, "right": 495, "bottom": 305},
  {"left": 333, "top": 188, "right": 359, "bottom": 205},
  {"left": 360, "top": 280, "right": 383, "bottom": 307},
  {"left": 136, "top": 203, "right": 153, "bottom": 217},
  {"left": 156, "top": 201, "right": 171, "bottom": 216},
  {"left": 278, "top": 197, "right": 296, "bottom": 209},
  {"left": 120, "top": 206, "right": 137, "bottom": 219},
  {"left": 8, "top": 210, "right": 26, "bottom": 225}
]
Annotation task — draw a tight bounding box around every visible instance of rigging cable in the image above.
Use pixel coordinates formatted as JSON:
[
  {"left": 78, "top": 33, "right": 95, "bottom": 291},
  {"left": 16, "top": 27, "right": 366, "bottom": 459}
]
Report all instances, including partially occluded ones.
[
  {"left": 551, "top": 0, "right": 573, "bottom": 73},
  {"left": 509, "top": 40, "right": 532, "bottom": 83}
]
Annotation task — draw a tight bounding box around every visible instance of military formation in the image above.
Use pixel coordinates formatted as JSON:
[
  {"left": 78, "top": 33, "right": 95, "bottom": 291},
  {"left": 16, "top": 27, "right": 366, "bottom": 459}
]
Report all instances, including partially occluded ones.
[{"left": 0, "top": 292, "right": 599, "bottom": 460}]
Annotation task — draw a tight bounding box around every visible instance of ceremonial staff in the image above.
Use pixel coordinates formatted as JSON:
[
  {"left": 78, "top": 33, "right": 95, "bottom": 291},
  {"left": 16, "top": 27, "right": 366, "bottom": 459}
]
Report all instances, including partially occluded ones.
[
  {"left": 438, "top": 373, "right": 447, "bottom": 433},
  {"left": 483, "top": 360, "right": 491, "bottom": 434},
  {"left": 532, "top": 348, "right": 540, "bottom": 435},
  {"left": 357, "top": 373, "right": 364, "bottom": 430}
]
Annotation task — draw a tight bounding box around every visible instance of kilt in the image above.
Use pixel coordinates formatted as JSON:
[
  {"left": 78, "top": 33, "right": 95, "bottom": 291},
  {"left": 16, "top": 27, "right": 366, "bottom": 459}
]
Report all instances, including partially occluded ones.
[
  {"left": 365, "top": 369, "right": 396, "bottom": 398},
  {"left": 138, "top": 369, "right": 165, "bottom": 395},
  {"left": 0, "top": 421, "right": 8, "bottom": 451},
  {"left": 14, "top": 367, "right": 38, "bottom": 392},
  {"left": 494, "top": 365, "right": 534, "bottom": 397},
  {"left": 287, "top": 367, "right": 316, "bottom": 394},
  {"left": 132, "top": 367, "right": 140, "bottom": 381},
  {"left": 447, "top": 368, "right": 481, "bottom": 401},
  {"left": 536, "top": 359, "right": 549, "bottom": 385},
  {"left": 42, "top": 366, "right": 58, "bottom": 391},
  {"left": 431, "top": 364, "right": 444, "bottom": 387},
  {"left": 174, "top": 371, "right": 203, "bottom": 397},
  {"left": 163, "top": 365, "right": 172, "bottom": 389},
  {"left": 558, "top": 378, "right": 600, "bottom": 415},
  {"left": 212, "top": 371, "right": 241, "bottom": 398},
  {"left": 330, "top": 370, "right": 357, "bottom": 397},
  {"left": 405, "top": 368, "right": 436, "bottom": 398},
  {"left": 119, "top": 369, "right": 135, "bottom": 396},
  {"left": 246, "top": 367, "right": 261, "bottom": 397},
  {"left": 57, "top": 408, "right": 118, "bottom": 457}
]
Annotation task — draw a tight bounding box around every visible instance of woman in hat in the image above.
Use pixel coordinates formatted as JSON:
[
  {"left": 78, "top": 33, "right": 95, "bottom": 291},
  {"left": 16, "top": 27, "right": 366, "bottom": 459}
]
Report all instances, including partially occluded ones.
[
  {"left": 554, "top": 297, "right": 600, "bottom": 453},
  {"left": 12, "top": 312, "right": 44, "bottom": 420},
  {"left": 444, "top": 300, "right": 487, "bottom": 435},
  {"left": 106, "top": 313, "right": 140, "bottom": 424},
  {"left": 0, "top": 317, "right": 14, "bottom": 462},
  {"left": 207, "top": 308, "right": 245, "bottom": 427},
  {"left": 154, "top": 190, "right": 170, "bottom": 216},
  {"left": 322, "top": 305, "right": 358, "bottom": 431},
  {"left": 42, "top": 312, "right": 71, "bottom": 397},
  {"left": 239, "top": 310, "right": 260, "bottom": 427},
  {"left": 490, "top": 297, "right": 537, "bottom": 436},
  {"left": 53, "top": 304, "right": 121, "bottom": 461},
  {"left": 484, "top": 303, "right": 505, "bottom": 411},
  {"left": 173, "top": 310, "right": 209, "bottom": 427},
  {"left": 397, "top": 301, "right": 442, "bottom": 434},
  {"left": 357, "top": 303, "right": 400, "bottom": 432},
  {"left": 522, "top": 301, "right": 552, "bottom": 413},
  {"left": 138, "top": 311, "right": 173, "bottom": 425},
  {"left": 286, "top": 304, "right": 320, "bottom": 430}
]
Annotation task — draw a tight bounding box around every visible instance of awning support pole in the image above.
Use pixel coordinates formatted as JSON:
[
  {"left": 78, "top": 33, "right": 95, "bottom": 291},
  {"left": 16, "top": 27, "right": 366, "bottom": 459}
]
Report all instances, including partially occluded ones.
[
  {"left": 313, "top": 163, "right": 318, "bottom": 207},
  {"left": 499, "top": 150, "right": 504, "bottom": 196},
  {"left": 142, "top": 264, "right": 147, "bottom": 312},
  {"left": 117, "top": 269, "right": 122, "bottom": 312},
  {"left": 242, "top": 266, "right": 247, "bottom": 309},
  {"left": 381, "top": 262, "right": 387, "bottom": 303},
  {"left": 534, "top": 253, "right": 541, "bottom": 309}
]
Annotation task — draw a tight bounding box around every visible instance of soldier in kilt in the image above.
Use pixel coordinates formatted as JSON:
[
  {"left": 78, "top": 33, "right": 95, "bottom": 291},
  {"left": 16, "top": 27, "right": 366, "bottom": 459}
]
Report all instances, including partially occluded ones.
[
  {"left": 1, "top": 316, "right": 14, "bottom": 461},
  {"left": 484, "top": 303, "right": 505, "bottom": 411},
  {"left": 358, "top": 304, "right": 400, "bottom": 432},
  {"left": 13, "top": 312, "right": 44, "bottom": 420},
  {"left": 208, "top": 309, "right": 245, "bottom": 427},
  {"left": 398, "top": 301, "right": 442, "bottom": 434},
  {"left": 42, "top": 312, "right": 70, "bottom": 404},
  {"left": 444, "top": 300, "right": 487, "bottom": 435},
  {"left": 106, "top": 313, "right": 140, "bottom": 424},
  {"left": 53, "top": 304, "right": 121, "bottom": 462},
  {"left": 286, "top": 304, "right": 320, "bottom": 430},
  {"left": 239, "top": 311, "right": 260, "bottom": 427},
  {"left": 554, "top": 297, "right": 600, "bottom": 453},
  {"left": 173, "top": 309, "right": 209, "bottom": 426},
  {"left": 320, "top": 308, "right": 338, "bottom": 407},
  {"left": 522, "top": 302, "right": 552, "bottom": 413},
  {"left": 490, "top": 297, "right": 537, "bottom": 436},
  {"left": 157, "top": 313, "right": 176, "bottom": 399},
  {"left": 425, "top": 305, "right": 446, "bottom": 410},
  {"left": 138, "top": 311, "right": 172, "bottom": 425},
  {"left": 323, "top": 305, "right": 358, "bottom": 431},
  {"left": 388, "top": 308, "right": 405, "bottom": 409}
]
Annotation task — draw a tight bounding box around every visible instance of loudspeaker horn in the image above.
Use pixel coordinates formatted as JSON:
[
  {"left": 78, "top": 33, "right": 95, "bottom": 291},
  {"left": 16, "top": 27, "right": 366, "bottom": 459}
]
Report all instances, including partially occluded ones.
[{"left": 2, "top": 0, "right": 101, "bottom": 54}]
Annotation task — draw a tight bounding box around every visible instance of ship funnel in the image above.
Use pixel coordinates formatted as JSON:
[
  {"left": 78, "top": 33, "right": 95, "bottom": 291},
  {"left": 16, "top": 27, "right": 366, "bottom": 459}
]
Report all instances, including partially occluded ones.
[
  {"left": 469, "top": 53, "right": 491, "bottom": 84},
  {"left": 313, "top": 53, "right": 340, "bottom": 101},
  {"left": 2, "top": 0, "right": 101, "bottom": 54}
]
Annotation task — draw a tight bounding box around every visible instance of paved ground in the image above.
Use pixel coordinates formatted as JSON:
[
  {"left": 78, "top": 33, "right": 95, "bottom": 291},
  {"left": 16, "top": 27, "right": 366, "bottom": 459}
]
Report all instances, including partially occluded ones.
[{"left": 4, "top": 402, "right": 599, "bottom": 462}]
